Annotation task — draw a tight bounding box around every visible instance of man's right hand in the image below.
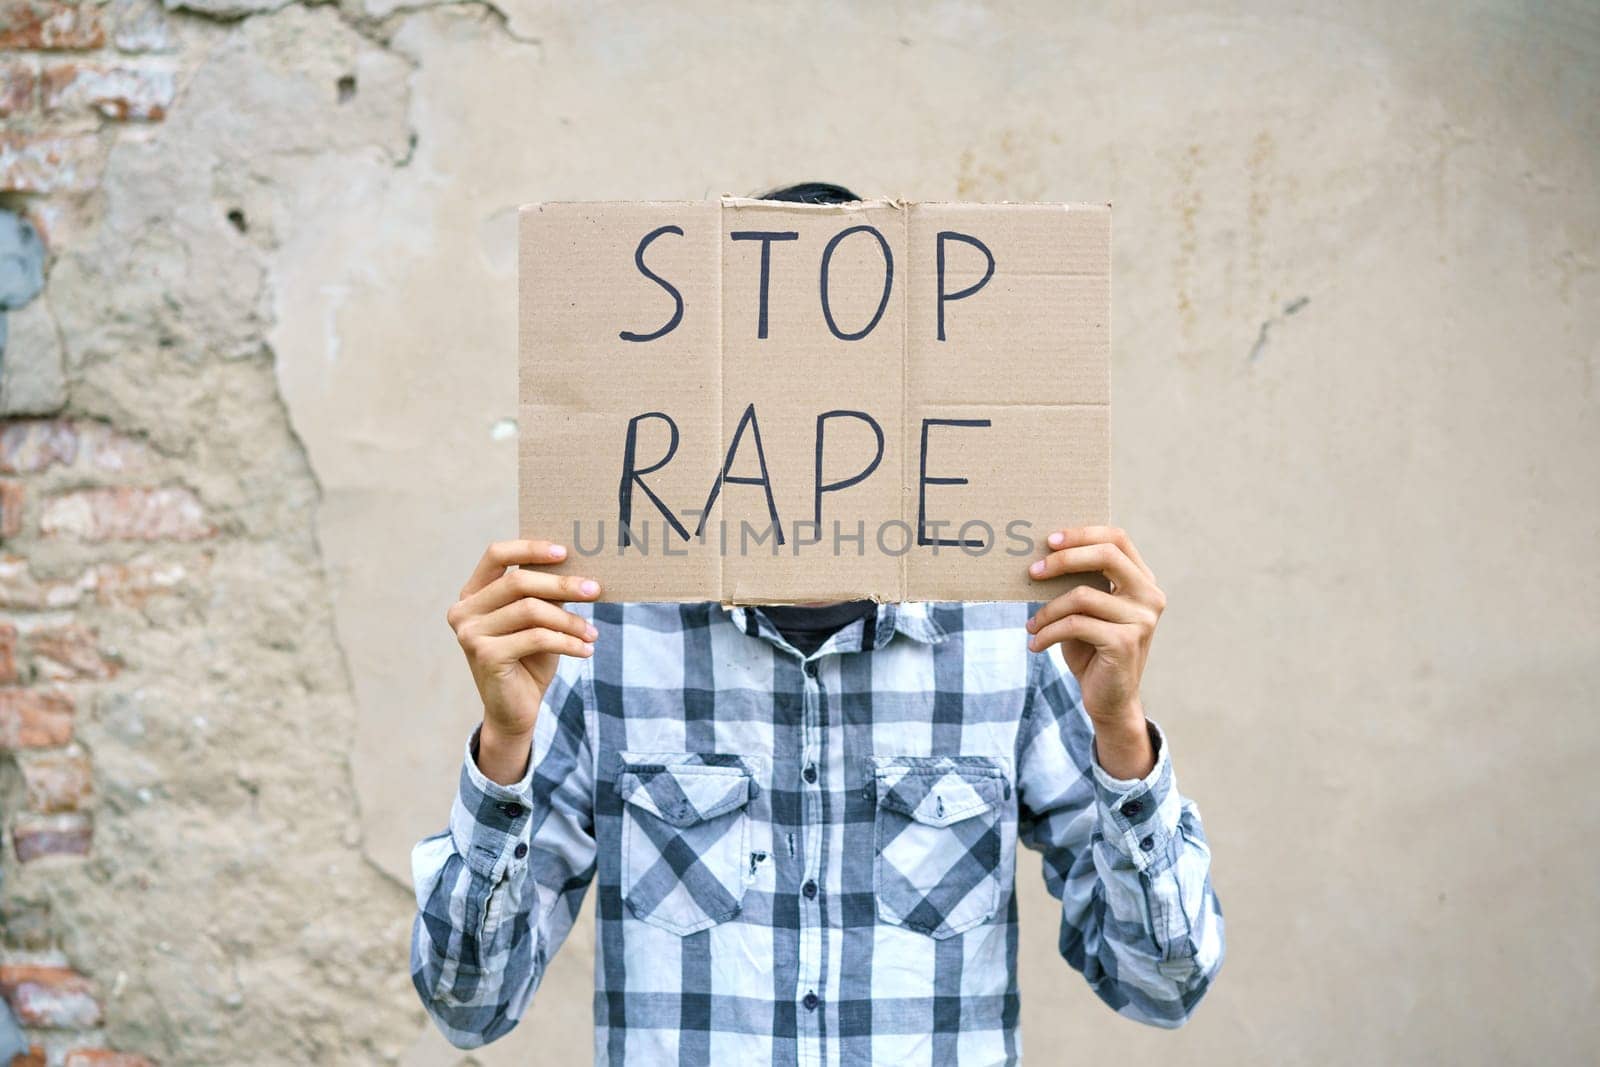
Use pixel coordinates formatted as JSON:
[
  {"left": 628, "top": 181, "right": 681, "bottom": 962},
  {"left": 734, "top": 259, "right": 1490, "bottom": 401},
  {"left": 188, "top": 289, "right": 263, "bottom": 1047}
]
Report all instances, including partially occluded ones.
[{"left": 447, "top": 539, "right": 602, "bottom": 784}]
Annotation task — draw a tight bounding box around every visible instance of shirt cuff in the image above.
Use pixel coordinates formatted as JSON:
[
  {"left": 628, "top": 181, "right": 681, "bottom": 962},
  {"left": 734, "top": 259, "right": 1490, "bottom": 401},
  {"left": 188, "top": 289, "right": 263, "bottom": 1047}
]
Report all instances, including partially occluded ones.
[
  {"left": 449, "top": 724, "right": 539, "bottom": 881},
  {"left": 1091, "top": 718, "right": 1181, "bottom": 875}
]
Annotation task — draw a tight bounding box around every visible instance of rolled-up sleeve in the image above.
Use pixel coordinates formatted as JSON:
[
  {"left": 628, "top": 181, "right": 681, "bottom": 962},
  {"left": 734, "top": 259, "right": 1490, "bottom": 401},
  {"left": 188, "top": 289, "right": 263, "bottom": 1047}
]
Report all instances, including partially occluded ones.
[
  {"left": 410, "top": 654, "right": 597, "bottom": 1048},
  {"left": 1016, "top": 646, "right": 1225, "bottom": 1028}
]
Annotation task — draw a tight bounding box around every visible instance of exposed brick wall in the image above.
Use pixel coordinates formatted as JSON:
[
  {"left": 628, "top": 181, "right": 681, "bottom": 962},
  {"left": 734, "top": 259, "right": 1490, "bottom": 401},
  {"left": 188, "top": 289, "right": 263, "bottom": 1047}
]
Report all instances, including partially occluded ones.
[
  {"left": 4, "top": 0, "right": 189, "bottom": 1050},
  {"left": 1, "top": 415, "right": 184, "bottom": 1064},
  {"left": 0, "top": 2, "right": 106, "bottom": 51},
  {"left": 0, "top": 0, "right": 176, "bottom": 230},
  {"left": 0, "top": 1, "right": 425, "bottom": 1061}
]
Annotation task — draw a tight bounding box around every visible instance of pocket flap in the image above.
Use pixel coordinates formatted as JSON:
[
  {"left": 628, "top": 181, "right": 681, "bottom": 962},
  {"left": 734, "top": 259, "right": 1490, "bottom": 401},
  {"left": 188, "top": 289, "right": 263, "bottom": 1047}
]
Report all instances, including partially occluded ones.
[
  {"left": 874, "top": 762, "right": 1004, "bottom": 828},
  {"left": 618, "top": 764, "right": 752, "bottom": 828}
]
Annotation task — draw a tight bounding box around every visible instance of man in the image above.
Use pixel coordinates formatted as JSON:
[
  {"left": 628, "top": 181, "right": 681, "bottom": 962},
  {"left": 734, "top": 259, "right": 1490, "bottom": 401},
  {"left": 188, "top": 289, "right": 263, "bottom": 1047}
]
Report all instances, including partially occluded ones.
[{"left": 411, "top": 184, "right": 1225, "bottom": 1064}]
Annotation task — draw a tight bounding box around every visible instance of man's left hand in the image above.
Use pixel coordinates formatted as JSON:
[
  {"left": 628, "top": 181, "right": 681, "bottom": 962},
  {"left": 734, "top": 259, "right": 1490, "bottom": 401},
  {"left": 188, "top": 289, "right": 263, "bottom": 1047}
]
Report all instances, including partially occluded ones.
[{"left": 1026, "top": 526, "right": 1165, "bottom": 778}]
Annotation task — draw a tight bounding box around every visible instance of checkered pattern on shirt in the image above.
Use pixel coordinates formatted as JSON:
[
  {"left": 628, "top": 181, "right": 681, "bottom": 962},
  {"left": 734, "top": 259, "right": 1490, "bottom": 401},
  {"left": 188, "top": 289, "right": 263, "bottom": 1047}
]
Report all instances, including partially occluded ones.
[{"left": 411, "top": 601, "right": 1225, "bottom": 1064}]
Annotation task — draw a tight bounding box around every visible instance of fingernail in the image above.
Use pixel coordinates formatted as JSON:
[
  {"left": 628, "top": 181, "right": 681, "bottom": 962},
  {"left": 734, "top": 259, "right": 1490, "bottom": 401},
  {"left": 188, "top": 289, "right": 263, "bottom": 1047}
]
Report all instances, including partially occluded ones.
[
  {"left": 581, "top": 642, "right": 595, "bottom": 656},
  {"left": 1029, "top": 560, "right": 1045, "bottom": 576},
  {"left": 585, "top": 625, "right": 598, "bottom": 641},
  {"left": 580, "top": 580, "right": 599, "bottom": 596},
  {"left": 1025, "top": 617, "right": 1036, "bottom": 633},
  {"left": 550, "top": 544, "right": 567, "bottom": 559},
  {"left": 1048, "top": 532, "right": 1064, "bottom": 548}
]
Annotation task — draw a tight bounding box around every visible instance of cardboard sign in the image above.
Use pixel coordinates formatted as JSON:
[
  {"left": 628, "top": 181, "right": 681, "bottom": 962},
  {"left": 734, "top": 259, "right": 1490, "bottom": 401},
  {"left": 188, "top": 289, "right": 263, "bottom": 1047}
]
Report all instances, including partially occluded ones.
[{"left": 518, "top": 198, "right": 1109, "bottom": 603}]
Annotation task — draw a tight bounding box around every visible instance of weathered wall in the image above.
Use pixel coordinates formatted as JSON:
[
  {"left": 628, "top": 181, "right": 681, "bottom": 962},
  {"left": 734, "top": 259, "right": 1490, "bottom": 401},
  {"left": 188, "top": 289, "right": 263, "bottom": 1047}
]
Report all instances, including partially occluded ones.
[
  {"left": 1, "top": 2, "right": 423, "bottom": 1063},
  {"left": 2, "top": 1, "right": 1597, "bottom": 1064}
]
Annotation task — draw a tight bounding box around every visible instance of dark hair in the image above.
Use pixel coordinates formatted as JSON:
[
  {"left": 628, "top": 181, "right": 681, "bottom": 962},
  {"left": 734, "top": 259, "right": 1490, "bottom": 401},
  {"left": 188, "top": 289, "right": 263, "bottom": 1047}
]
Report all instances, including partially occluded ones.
[{"left": 757, "top": 182, "right": 862, "bottom": 205}]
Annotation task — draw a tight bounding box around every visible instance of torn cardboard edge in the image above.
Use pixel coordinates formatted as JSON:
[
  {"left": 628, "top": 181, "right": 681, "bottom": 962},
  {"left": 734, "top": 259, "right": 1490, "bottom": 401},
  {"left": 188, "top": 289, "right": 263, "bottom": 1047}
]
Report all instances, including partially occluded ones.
[{"left": 518, "top": 197, "right": 1110, "bottom": 604}]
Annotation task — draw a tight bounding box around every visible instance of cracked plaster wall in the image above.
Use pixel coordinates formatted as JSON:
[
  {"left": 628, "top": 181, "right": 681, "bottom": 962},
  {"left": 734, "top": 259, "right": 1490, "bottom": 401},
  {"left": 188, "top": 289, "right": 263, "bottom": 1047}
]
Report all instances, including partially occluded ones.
[{"left": 3, "top": 0, "right": 1596, "bottom": 1063}]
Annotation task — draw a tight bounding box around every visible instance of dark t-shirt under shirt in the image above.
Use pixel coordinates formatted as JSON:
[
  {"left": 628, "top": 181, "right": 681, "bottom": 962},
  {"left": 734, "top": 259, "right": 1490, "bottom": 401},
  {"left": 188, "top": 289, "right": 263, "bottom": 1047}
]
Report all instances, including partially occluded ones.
[{"left": 758, "top": 601, "right": 876, "bottom": 657}]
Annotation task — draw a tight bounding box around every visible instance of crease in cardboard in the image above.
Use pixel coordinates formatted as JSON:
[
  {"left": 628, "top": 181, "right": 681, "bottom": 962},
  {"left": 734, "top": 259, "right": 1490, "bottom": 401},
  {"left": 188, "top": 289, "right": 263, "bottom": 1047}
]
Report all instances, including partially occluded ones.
[
  {"left": 898, "top": 204, "right": 910, "bottom": 604},
  {"left": 715, "top": 197, "right": 727, "bottom": 603}
]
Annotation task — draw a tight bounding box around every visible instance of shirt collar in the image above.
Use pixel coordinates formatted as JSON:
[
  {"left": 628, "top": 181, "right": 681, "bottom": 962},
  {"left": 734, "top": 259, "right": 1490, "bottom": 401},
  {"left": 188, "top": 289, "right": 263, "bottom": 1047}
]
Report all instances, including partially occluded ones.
[{"left": 719, "top": 601, "right": 949, "bottom": 657}]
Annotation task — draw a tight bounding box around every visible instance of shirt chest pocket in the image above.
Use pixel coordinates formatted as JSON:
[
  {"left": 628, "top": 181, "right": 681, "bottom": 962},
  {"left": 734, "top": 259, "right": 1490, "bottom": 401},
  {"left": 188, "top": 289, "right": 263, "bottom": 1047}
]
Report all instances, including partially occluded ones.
[
  {"left": 617, "top": 757, "right": 755, "bottom": 936},
  {"left": 870, "top": 756, "right": 1010, "bottom": 940}
]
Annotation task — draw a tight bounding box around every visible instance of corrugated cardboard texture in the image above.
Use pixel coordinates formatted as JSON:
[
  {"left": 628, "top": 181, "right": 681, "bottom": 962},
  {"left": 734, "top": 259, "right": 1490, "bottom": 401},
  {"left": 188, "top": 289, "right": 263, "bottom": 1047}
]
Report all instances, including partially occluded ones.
[{"left": 519, "top": 199, "right": 1110, "bottom": 602}]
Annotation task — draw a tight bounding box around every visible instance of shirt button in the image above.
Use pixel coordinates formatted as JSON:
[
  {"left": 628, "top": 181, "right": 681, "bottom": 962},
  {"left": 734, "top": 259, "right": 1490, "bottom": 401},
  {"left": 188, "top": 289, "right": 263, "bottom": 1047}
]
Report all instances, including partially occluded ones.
[
  {"left": 1139, "top": 835, "right": 1155, "bottom": 852},
  {"left": 803, "top": 879, "right": 817, "bottom": 900},
  {"left": 803, "top": 764, "right": 817, "bottom": 784},
  {"left": 803, "top": 992, "right": 819, "bottom": 1011},
  {"left": 498, "top": 802, "right": 526, "bottom": 819},
  {"left": 1121, "top": 800, "right": 1143, "bottom": 818},
  {"left": 513, "top": 842, "right": 528, "bottom": 859}
]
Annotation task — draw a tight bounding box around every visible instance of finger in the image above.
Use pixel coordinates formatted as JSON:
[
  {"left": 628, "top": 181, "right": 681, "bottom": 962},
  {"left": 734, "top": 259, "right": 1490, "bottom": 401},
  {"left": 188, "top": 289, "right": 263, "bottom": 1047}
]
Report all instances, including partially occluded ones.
[
  {"left": 1029, "top": 543, "right": 1147, "bottom": 595},
  {"left": 1028, "top": 613, "right": 1126, "bottom": 655},
  {"left": 1027, "top": 585, "right": 1148, "bottom": 633},
  {"left": 471, "top": 597, "right": 598, "bottom": 642},
  {"left": 483, "top": 628, "right": 595, "bottom": 664},
  {"left": 456, "top": 568, "right": 602, "bottom": 621},
  {"left": 1043, "top": 527, "right": 1155, "bottom": 582},
  {"left": 460, "top": 539, "right": 570, "bottom": 597}
]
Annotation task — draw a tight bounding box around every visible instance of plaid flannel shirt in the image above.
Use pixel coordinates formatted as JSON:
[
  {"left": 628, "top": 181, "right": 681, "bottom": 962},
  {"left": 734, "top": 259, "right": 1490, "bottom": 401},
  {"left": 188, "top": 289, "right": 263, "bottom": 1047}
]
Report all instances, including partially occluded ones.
[{"left": 411, "top": 601, "right": 1224, "bottom": 1064}]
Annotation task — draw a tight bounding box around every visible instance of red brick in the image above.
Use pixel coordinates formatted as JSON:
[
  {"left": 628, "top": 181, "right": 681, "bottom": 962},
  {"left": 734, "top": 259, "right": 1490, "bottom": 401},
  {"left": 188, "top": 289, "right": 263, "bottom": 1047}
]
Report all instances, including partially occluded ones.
[
  {"left": 64, "top": 1053, "right": 156, "bottom": 1067},
  {"left": 0, "top": 478, "right": 24, "bottom": 539},
  {"left": 41, "top": 486, "right": 213, "bottom": 542},
  {"left": 0, "top": 132, "right": 100, "bottom": 194},
  {"left": 1, "top": 552, "right": 198, "bottom": 610},
  {"left": 77, "top": 422, "right": 154, "bottom": 472},
  {"left": 87, "top": 555, "right": 196, "bottom": 605},
  {"left": 0, "top": 687, "right": 73, "bottom": 748},
  {"left": 42, "top": 62, "right": 175, "bottom": 121},
  {"left": 19, "top": 745, "right": 92, "bottom": 812},
  {"left": 0, "top": 59, "right": 37, "bottom": 117},
  {"left": 0, "top": 621, "right": 15, "bottom": 683},
  {"left": 0, "top": 1, "right": 105, "bottom": 50},
  {"left": 0, "top": 420, "right": 78, "bottom": 474},
  {"left": 0, "top": 963, "right": 101, "bottom": 1028},
  {"left": 11, "top": 812, "right": 93, "bottom": 863},
  {"left": 25, "top": 622, "right": 119, "bottom": 680},
  {"left": 0, "top": 421, "right": 149, "bottom": 474}
]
